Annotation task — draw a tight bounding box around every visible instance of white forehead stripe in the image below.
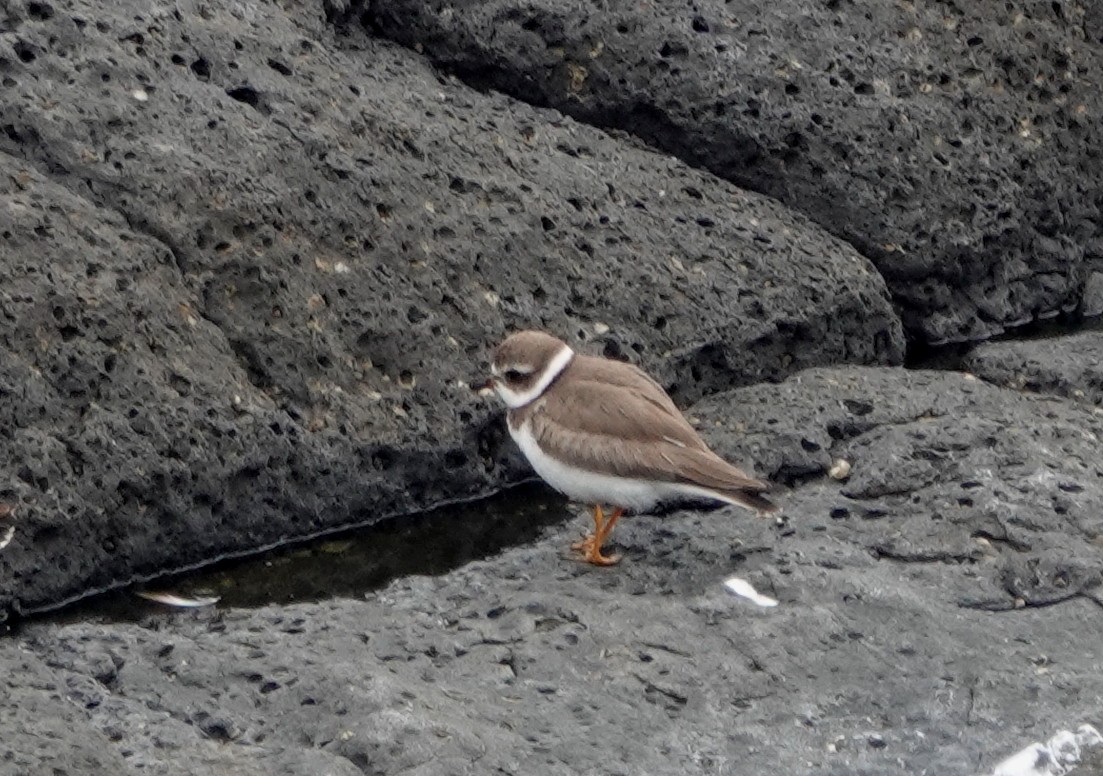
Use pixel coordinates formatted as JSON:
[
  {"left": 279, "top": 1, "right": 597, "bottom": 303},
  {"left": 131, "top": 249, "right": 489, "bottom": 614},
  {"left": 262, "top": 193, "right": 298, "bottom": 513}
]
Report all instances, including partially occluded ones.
[{"left": 494, "top": 344, "right": 573, "bottom": 408}]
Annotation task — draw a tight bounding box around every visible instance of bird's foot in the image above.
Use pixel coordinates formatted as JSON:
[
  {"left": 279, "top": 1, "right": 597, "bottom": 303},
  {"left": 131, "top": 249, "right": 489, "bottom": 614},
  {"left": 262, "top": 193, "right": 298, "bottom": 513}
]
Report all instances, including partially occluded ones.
[
  {"left": 570, "top": 533, "right": 621, "bottom": 566},
  {"left": 569, "top": 504, "right": 624, "bottom": 566},
  {"left": 570, "top": 533, "right": 595, "bottom": 551}
]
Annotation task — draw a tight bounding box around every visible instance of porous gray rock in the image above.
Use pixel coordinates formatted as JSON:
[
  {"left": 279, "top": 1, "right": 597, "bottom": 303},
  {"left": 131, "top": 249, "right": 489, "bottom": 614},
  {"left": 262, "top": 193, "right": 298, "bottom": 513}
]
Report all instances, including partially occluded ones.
[
  {"left": 964, "top": 331, "right": 1103, "bottom": 405},
  {"left": 0, "top": 0, "right": 901, "bottom": 618},
  {"left": 5, "top": 365, "right": 1101, "bottom": 775},
  {"left": 0, "top": 640, "right": 364, "bottom": 776},
  {"left": 0, "top": 650, "right": 130, "bottom": 775},
  {"left": 1081, "top": 272, "right": 1103, "bottom": 318},
  {"left": 367, "top": 0, "right": 1103, "bottom": 344},
  {"left": 693, "top": 366, "right": 1103, "bottom": 612}
]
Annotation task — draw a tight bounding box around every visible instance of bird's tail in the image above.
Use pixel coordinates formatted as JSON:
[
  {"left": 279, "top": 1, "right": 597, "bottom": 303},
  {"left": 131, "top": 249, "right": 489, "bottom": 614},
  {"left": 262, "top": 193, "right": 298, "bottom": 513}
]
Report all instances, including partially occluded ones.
[
  {"left": 672, "top": 448, "right": 780, "bottom": 515},
  {"left": 717, "top": 488, "right": 779, "bottom": 515},
  {"left": 677, "top": 482, "right": 780, "bottom": 515}
]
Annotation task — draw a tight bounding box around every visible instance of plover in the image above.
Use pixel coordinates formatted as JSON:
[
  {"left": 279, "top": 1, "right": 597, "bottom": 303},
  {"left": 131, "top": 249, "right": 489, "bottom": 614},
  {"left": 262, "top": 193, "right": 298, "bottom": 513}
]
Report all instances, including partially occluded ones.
[{"left": 484, "top": 330, "right": 777, "bottom": 565}]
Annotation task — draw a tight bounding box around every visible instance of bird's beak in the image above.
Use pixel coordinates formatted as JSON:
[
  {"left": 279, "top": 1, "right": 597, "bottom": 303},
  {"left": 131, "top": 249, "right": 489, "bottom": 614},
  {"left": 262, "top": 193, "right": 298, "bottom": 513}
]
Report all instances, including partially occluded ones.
[{"left": 471, "top": 376, "right": 495, "bottom": 393}]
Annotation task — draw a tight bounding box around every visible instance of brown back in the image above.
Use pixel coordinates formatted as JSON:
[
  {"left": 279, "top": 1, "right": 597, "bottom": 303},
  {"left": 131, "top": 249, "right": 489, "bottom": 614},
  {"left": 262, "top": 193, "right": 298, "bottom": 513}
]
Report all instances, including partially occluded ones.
[{"left": 510, "top": 354, "right": 769, "bottom": 493}]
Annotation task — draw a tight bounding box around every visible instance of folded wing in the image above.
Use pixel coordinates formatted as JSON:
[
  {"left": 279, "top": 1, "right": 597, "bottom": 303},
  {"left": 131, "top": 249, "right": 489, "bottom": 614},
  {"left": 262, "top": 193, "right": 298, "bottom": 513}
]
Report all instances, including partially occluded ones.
[{"left": 532, "top": 368, "right": 771, "bottom": 497}]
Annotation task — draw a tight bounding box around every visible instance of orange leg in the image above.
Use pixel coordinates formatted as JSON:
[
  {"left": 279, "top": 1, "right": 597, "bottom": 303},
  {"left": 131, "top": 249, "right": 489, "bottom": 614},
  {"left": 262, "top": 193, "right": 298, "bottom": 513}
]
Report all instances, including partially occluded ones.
[
  {"left": 570, "top": 505, "right": 623, "bottom": 566},
  {"left": 571, "top": 504, "right": 606, "bottom": 550}
]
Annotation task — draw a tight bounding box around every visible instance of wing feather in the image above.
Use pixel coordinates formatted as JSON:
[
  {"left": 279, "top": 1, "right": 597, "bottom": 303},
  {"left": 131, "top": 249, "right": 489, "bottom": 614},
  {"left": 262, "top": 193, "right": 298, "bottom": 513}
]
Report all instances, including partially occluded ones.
[{"left": 530, "top": 360, "right": 769, "bottom": 494}]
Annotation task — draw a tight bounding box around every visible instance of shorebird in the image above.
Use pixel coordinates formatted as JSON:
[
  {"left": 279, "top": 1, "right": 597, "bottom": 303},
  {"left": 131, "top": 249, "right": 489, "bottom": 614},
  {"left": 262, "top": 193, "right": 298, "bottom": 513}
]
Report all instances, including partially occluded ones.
[{"left": 484, "top": 330, "right": 777, "bottom": 565}]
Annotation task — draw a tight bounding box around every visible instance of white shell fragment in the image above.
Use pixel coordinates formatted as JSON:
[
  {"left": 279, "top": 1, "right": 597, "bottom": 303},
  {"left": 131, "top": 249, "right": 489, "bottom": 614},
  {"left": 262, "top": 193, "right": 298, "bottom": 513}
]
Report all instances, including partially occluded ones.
[
  {"left": 723, "top": 577, "right": 778, "bottom": 607},
  {"left": 828, "top": 458, "right": 852, "bottom": 480},
  {"left": 989, "top": 723, "right": 1102, "bottom": 776},
  {"left": 136, "top": 591, "right": 221, "bottom": 608},
  {"left": 0, "top": 503, "right": 14, "bottom": 551}
]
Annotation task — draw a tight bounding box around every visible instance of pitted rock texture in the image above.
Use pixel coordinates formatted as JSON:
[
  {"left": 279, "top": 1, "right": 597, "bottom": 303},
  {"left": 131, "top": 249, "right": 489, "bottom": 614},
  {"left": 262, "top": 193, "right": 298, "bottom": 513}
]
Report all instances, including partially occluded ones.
[
  {"left": 1083, "top": 271, "right": 1103, "bottom": 317},
  {"left": 692, "top": 366, "right": 1103, "bottom": 609},
  {"left": 964, "top": 330, "right": 1103, "bottom": 405},
  {"left": 367, "top": 0, "right": 1103, "bottom": 344},
  {"left": 4, "top": 366, "right": 1102, "bottom": 775},
  {"left": 0, "top": 0, "right": 902, "bottom": 618}
]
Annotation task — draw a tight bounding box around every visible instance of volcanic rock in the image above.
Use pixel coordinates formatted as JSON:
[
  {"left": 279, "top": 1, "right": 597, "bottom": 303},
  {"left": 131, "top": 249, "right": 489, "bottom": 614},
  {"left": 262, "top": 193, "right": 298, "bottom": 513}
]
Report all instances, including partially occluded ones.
[
  {"left": 0, "top": 0, "right": 900, "bottom": 617},
  {"left": 4, "top": 365, "right": 1101, "bottom": 774},
  {"left": 368, "top": 0, "right": 1103, "bottom": 344},
  {"left": 964, "top": 331, "right": 1103, "bottom": 405}
]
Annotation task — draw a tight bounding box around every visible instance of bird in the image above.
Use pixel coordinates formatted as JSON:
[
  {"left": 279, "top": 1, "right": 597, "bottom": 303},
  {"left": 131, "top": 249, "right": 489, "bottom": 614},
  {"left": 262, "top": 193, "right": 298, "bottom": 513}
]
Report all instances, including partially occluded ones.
[{"left": 482, "top": 330, "right": 777, "bottom": 565}]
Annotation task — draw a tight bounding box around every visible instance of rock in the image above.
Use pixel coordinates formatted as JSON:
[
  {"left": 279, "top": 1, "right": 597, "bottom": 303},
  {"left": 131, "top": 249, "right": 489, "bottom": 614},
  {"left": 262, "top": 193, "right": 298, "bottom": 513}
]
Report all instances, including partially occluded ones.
[
  {"left": 0, "top": 0, "right": 902, "bottom": 618},
  {"left": 367, "top": 0, "right": 1103, "bottom": 344},
  {"left": 1, "top": 640, "right": 363, "bottom": 776},
  {"left": 3, "top": 0, "right": 1099, "bottom": 770},
  {"left": 987, "top": 724, "right": 1103, "bottom": 776},
  {"left": 690, "top": 366, "right": 1103, "bottom": 613},
  {"left": 964, "top": 332, "right": 1103, "bottom": 405},
  {"left": 0, "top": 650, "right": 130, "bottom": 774},
  {"left": 5, "top": 365, "right": 1102, "bottom": 774},
  {"left": 1081, "top": 272, "right": 1103, "bottom": 318}
]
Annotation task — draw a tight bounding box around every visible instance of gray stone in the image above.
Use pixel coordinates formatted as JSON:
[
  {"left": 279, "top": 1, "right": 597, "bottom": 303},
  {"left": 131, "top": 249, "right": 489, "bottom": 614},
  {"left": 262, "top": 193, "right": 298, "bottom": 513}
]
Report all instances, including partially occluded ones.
[
  {"left": 0, "top": 650, "right": 130, "bottom": 775},
  {"left": 1079, "top": 271, "right": 1103, "bottom": 318},
  {"left": 6, "top": 366, "right": 1102, "bottom": 775},
  {"left": 964, "top": 331, "right": 1103, "bottom": 405},
  {"left": 0, "top": 0, "right": 901, "bottom": 618},
  {"left": 0, "top": 637, "right": 364, "bottom": 776},
  {"left": 692, "top": 366, "right": 1103, "bottom": 611},
  {"left": 2, "top": 0, "right": 1100, "bottom": 771},
  {"left": 367, "top": 0, "right": 1103, "bottom": 344}
]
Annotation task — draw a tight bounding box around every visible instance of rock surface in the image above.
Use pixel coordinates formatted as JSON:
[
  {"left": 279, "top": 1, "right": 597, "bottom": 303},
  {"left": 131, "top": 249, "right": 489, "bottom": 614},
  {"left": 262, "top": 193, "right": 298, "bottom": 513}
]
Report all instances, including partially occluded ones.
[
  {"left": 0, "top": 0, "right": 902, "bottom": 617},
  {"left": 2, "top": 0, "right": 1102, "bottom": 773},
  {"left": 964, "top": 330, "right": 1103, "bottom": 405},
  {"left": 367, "top": 0, "right": 1103, "bottom": 344},
  {"left": 4, "top": 365, "right": 1102, "bottom": 775}
]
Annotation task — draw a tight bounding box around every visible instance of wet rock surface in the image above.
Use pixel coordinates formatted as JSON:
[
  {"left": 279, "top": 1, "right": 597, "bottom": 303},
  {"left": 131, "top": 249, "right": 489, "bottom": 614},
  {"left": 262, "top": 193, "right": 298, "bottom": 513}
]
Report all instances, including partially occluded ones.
[
  {"left": 367, "top": 0, "right": 1103, "bottom": 344},
  {"left": 0, "top": 0, "right": 901, "bottom": 617},
  {"left": 4, "top": 365, "right": 1102, "bottom": 775}
]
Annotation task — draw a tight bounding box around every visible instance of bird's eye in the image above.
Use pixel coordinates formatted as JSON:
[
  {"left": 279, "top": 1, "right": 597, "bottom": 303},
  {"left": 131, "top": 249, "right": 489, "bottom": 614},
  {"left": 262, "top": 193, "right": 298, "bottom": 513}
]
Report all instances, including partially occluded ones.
[{"left": 503, "top": 368, "right": 525, "bottom": 382}]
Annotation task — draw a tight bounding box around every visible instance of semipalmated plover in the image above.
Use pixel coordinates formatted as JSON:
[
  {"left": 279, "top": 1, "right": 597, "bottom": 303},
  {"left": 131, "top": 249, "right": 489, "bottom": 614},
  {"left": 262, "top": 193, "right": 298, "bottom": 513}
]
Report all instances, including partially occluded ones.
[{"left": 484, "top": 330, "right": 777, "bottom": 565}]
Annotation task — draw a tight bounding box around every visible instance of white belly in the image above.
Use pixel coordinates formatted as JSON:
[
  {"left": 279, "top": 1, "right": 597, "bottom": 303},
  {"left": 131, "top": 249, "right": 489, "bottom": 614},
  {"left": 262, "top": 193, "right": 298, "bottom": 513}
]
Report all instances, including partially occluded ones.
[{"left": 510, "top": 418, "right": 687, "bottom": 511}]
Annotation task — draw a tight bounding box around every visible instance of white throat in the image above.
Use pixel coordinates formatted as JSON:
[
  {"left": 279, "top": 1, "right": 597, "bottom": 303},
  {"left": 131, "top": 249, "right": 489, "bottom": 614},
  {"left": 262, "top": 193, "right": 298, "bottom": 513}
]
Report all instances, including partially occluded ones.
[{"left": 494, "top": 345, "right": 574, "bottom": 409}]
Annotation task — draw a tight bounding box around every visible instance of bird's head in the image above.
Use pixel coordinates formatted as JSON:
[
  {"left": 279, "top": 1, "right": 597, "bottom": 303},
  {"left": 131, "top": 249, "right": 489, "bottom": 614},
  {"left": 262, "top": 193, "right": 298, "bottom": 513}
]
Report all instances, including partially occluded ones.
[{"left": 481, "top": 330, "right": 574, "bottom": 409}]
